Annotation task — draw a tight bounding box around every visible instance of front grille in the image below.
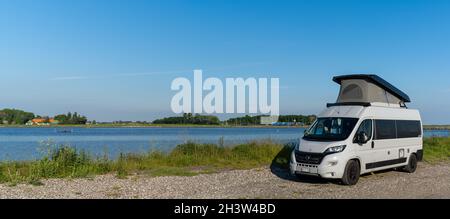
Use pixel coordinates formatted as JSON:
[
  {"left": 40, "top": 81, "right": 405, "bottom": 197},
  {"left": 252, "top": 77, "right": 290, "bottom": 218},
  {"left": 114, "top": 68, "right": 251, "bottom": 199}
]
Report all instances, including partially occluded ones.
[{"left": 295, "top": 151, "right": 325, "bottom": 165}]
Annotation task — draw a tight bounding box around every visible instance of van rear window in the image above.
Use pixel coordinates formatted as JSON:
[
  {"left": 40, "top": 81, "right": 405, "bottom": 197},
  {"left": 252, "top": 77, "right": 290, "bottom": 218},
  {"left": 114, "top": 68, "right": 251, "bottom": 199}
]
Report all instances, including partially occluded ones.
[
  {"left": 396, "top": 120, "right": 422, "bottom": 138},
  {"left": 374, "top": 120, "right": 422, "bottom": 140}
]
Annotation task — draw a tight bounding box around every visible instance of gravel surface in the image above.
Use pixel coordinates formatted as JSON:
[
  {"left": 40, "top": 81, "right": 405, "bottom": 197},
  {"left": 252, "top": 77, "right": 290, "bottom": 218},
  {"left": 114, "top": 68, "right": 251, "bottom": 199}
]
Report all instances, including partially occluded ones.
[{"left": 0, "top": 163, "right": 449, "bottom": 199}]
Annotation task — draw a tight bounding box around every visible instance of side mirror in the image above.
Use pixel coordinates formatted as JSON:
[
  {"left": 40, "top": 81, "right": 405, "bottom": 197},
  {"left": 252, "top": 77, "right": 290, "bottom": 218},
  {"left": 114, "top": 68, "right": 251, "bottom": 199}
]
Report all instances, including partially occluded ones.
[{"left": 356, "top": 131, "right": 369, "bottom": 144}]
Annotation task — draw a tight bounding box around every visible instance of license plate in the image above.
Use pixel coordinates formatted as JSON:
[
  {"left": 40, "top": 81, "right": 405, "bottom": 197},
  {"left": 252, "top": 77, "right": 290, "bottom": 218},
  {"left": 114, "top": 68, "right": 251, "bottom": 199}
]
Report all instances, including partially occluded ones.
[{"left": 301, "top": 167, "right": 310, "bottom": 173}]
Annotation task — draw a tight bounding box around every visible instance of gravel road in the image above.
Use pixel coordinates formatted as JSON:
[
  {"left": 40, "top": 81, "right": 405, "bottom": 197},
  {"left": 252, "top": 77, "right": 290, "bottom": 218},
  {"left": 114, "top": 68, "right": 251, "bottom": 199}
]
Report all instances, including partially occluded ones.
[{"left": 0, "top": 163, "right": 448, "bottom": 199}]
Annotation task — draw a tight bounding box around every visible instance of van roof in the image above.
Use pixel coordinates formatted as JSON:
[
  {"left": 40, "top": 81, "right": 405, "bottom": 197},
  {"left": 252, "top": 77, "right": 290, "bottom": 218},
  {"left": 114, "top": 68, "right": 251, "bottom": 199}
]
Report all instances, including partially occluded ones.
[
  {"left": 333, "top": 74, "right": 411, "bottom": 103},
  {"left": 319, "top": 105, "right": 421, "bottom": 121}
]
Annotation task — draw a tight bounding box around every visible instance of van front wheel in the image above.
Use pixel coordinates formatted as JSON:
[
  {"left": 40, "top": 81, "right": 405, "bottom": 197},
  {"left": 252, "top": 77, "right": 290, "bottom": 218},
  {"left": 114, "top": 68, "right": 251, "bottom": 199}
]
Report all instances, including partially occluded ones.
[
  {"left": 403, "top": 154, "right": 418, "bottom": 173},
  {"left": 342, "top": 160, "right": 360, "bottom": 186}
]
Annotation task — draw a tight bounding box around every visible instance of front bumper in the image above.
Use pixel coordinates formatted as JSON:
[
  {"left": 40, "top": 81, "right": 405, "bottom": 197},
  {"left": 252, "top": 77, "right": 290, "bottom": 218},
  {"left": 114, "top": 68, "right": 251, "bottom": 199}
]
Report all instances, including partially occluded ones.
[{"left": 289, "top": 150, "right": 346, "bottom": 179}]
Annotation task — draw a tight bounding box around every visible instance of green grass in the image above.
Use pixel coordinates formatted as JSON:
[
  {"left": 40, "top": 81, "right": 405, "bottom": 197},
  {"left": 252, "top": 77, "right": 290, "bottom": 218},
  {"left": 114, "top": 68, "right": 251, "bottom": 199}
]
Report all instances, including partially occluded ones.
[
  {"left": 0, "top": 137, "right": 448, "bottom": 185},
  {"left": 423, "top": 137, "right": 450, "bottom": 163},
  {"left": 0, "top": 140, "right": 285, "bottom": 185}
]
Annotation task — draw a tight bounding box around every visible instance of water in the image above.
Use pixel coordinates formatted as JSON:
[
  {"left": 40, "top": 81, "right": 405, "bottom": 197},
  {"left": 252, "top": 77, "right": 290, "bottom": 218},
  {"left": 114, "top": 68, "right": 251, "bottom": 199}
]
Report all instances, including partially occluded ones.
[{"left": 0, "top": 127, "right": 447, "bottom": 161}]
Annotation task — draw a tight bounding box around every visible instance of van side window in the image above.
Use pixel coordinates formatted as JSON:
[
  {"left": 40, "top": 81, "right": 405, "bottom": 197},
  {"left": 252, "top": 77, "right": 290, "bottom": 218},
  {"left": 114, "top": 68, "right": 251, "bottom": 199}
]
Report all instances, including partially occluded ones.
[
  {"left": 374, "top": 120, "right": 397, "bottom": 140},
  {"left": 354, "top": 119, "right": 372, "bottom": 142},
  {"left": 397, "top": 120, "right": 422, "bottom": 138}
]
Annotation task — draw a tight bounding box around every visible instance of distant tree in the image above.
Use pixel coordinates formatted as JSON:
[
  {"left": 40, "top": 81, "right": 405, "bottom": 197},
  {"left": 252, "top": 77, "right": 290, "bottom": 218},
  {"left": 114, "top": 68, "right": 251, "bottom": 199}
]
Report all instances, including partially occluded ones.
[
  {"left": 153, "top": 114, "right": 220, "bottom": 125},
  {"left": 226, "top": 114, "right": 317, "bottom": 126},
  {"left": 226, "top": 115, "right": 261, "bottom": 125},
  {"left": 0, "top": 109, "right": 35, "bottom": 125},
  {"left": 54, "top": 114, "right": 68, "bottom": 123},
  {"left": 54, "top": 112, "right": 88, "bottom": 125}
]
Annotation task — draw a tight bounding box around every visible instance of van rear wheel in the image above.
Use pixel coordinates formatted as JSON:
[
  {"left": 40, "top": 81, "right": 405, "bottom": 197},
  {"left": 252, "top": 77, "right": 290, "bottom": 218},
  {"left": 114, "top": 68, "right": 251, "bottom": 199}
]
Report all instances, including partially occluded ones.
[
  {"left": 342, "top": 160, "right": 360, "bottom": 186},
  {"left": 403, "top": 154, "right": 418, "bottom": 173}
]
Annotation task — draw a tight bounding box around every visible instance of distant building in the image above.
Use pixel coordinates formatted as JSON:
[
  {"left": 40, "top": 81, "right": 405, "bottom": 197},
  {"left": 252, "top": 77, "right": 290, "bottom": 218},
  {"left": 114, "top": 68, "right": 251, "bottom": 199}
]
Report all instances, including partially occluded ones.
[
  {"left": 26, "top": 118, "right": 59, "bottom": 126},
  {"left": 260, "top": 116, "right": 279, "bottom": 125}
]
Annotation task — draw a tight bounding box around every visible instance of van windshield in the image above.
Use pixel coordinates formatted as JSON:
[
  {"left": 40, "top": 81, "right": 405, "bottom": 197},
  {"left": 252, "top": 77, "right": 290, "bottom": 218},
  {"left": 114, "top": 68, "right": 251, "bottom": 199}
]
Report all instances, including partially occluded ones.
[{"left": 303, "top": 117, "right": 359, "bottom": 141}]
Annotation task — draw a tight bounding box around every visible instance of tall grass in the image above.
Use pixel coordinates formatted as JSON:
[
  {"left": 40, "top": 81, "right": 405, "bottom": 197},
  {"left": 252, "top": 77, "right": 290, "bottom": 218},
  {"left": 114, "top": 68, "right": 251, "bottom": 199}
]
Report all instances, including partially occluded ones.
[
  {"left": 423, "top": 137, "right": 450, "bottom": 163},
  {"left": 0, "top": 140, "right": 284, "bottom": 185}
]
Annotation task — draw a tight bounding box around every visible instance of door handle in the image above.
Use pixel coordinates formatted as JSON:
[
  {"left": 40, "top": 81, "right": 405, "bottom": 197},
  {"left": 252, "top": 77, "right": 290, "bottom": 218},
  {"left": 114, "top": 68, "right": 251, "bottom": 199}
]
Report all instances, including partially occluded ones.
[{"left": 371, "top": 141, "right": 375, "bottom": 149}]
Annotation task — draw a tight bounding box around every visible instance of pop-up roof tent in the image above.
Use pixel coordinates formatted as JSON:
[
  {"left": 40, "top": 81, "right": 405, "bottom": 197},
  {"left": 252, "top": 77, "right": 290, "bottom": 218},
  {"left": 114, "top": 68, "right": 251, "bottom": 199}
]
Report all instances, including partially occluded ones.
[{"left": 328, "top": 74, "right": 410, "bottom": 108}]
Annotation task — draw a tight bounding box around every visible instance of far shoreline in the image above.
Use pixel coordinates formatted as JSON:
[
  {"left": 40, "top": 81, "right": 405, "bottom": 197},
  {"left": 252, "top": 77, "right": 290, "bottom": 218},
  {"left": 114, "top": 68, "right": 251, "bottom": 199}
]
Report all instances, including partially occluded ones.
[{"left": 0, "top": 124, "right": 448, "bottom": 130}]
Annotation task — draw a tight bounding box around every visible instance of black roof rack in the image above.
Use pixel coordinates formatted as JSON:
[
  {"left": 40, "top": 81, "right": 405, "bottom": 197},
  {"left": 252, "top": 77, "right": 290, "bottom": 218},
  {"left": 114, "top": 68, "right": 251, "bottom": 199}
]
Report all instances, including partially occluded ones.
[
  {"left": 326, "top": 102, "right": 371, "bottom": 108},
  {"left": 332, "top": 74, "right": 411, "bottom": 103}
]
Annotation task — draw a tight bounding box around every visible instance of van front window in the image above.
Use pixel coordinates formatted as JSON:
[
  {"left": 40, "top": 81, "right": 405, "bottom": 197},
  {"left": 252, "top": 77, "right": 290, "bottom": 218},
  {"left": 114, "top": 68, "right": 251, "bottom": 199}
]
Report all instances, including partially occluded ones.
[{"left": 303, "top": 117, "right": 359, "bottom": 141}]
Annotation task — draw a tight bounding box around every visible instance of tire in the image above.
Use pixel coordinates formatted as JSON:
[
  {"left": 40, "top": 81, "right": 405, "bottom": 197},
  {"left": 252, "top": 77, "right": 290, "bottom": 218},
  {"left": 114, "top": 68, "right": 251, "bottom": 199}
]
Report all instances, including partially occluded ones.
[
  {"left": 342, "top": 160, "right": 360, "bottom": 186},
  {"left": 403, "top": 154, "right": 418, "bottom": 173}
]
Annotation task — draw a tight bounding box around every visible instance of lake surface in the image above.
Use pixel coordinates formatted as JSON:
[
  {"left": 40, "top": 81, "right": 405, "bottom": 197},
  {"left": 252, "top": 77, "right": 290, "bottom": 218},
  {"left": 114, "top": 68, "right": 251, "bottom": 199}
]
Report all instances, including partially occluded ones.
[{"left": 0, "top": 127, "right": 448, "bottom": 161}]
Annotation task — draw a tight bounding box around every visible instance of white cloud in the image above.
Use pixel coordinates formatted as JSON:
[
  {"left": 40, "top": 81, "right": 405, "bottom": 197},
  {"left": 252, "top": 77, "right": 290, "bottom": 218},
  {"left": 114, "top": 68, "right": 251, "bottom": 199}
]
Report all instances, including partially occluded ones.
[
  {"left": 50, "top": 76, "right": 89, "bottom": 81},
  {"left": 49, "top": 70, "right": 189, "bottom": 81}
]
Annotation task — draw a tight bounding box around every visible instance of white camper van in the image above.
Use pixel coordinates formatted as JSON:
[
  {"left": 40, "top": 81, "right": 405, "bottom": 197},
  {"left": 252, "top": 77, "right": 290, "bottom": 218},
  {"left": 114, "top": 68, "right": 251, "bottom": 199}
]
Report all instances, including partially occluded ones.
[{"left": 290, "top": 75, "right": 423, "bottom": 185}]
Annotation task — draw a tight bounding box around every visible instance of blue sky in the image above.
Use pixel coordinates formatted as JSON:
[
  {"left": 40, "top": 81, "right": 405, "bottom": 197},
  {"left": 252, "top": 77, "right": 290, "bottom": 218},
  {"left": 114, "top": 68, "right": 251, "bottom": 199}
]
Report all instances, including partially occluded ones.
[{"left": 1, "top": 0, "right": 450, "bottom": 124}]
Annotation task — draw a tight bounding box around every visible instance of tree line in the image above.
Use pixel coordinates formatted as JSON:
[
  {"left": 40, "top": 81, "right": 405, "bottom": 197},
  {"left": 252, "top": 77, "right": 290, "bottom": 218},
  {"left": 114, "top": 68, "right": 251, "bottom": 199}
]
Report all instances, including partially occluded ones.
[
  {"left": 225, "top": 115, "right": 317, "bottom": 126},
  {"left": 0, "top": 109, "right": 35, "bottom": 125},
  {"left": 0, "top": 108, "right": 316, "bottom": 126},
  {"left": 152, "top": 113, "right": 316, "bottom": 126},
  {"left": 54, "top": 112, "right": 88, "bottom": 125},
  {"left": 0, "top": 109, "right": 88, "bottom": 125},
  {"left": 153, "top": 113, "right": 221, "bottom": 125}
]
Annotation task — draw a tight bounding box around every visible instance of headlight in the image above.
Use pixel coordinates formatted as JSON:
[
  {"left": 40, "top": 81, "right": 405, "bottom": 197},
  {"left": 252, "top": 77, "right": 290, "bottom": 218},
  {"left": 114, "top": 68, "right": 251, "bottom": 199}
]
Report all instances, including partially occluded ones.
[{"left": 324, "top": 145, "right": 346, "bottom": 154}]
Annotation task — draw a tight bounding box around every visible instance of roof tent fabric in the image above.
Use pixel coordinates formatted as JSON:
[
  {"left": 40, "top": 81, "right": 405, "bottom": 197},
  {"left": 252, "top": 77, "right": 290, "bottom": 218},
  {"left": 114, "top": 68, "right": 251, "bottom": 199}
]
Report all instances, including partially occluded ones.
[{"left": 333, "top": 75, "right": 410, "bottom": 105}]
